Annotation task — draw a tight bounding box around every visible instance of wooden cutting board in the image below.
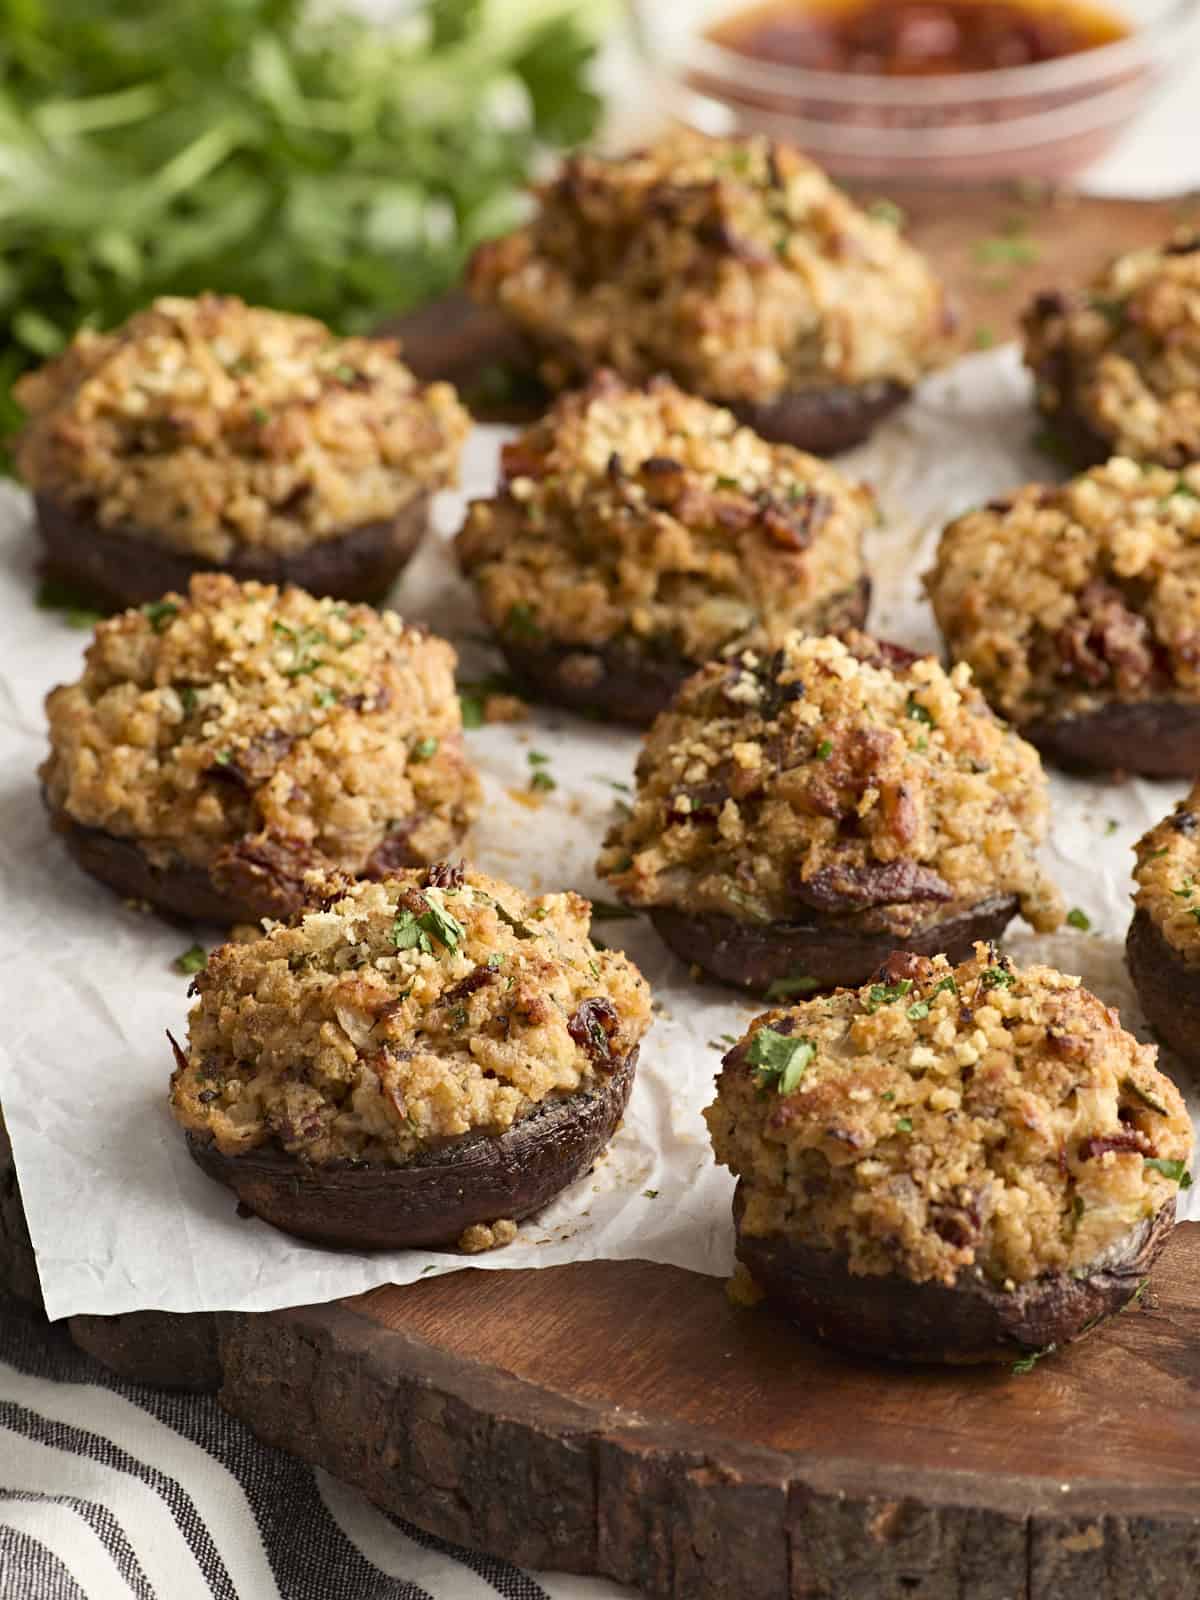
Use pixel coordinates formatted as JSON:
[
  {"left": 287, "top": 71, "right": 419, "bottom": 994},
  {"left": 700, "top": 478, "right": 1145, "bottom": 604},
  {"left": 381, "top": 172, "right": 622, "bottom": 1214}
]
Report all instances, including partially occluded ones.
[{"left": 7, "top": 185, "right": 1200, "bottom": 1600}]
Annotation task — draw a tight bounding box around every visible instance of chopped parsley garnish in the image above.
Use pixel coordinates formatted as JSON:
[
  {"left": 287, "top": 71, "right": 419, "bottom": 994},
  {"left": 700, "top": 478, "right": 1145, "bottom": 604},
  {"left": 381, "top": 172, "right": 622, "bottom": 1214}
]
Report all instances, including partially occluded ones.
[
  {"left": 1171, "top": 478, "right": 1200, "bottom": 500},
  {"left": 459, "top": 692, "right": 484, "bottom": 729},
  {"left": 867, "top": 198, "right": 905, "bottom": 228},
  {"left": 1066, "top": 907, "right": 1092, "bottom": 931},
  {"left": 392, "top": 898, "right": 465, "bottom": 956},
  {"left": 765, "top": 973, "right": 820, "bottom": 1000},
  {"left": 505, "top": 602, "right": 542, "bottom": 640},
  {"left": 530, "top": 771, "right": 556, "bottom": 793},
  {"left": 980, "top": 966, "right": 1015, "bottom": 989},
  {"left": 1011, "top": 1344, "right": 1055, "bottom": 1374},
  {"left": 895, "top": 1116, "right": 914, "bottom": 1133},
  {"left": 905, "top": 695, "right": 934, "bottom": 726},
  {"left": 411, "top": 736, "right": 439, "bottom": 761},
  {"left": 815, "top": 739, "right": 833, "bottom": 761},
  {"left": 174, "top": 943, "right": 207, "bottom": 975},
  {"left": 715, "top": 474, "right": 741, "bottom": 491},
  {"left": 1123, "top": 1077, "right": 1169, "bottom": 1116},
  {"left": 333, "top": 363, "right": 357, "bottom": 382},
  {"left": 528, "top": 749, "right": 551, "bottom": 765},
  {"left": 312, "top": 686, "right": 338, "bottom": 709},
  {"left": 1104, "top": 818, "right": 1119, "bottom": 836},
  {"left": 906, "top": 1000, "right": 930, "bottom": 1021},
  {"left": 213, "top": 748, "right": 233, "bottom": 766},
  {"left": 746, "top": 1029, "right": 816, "bottom": 1095},
  {"left": 932, "top": 975, "right": 958, "bottom": 996},
  {"left": 1172, "top": 877, "right": 1194, "bottom": 898},
  {"left": 252, "top": 405, "right": 271, "bottom": 424},
  {"left": 457, "top": 672, "right": 517, "bottom": 730},
  {"left": 1144, "top": 1157, "right": 1193, "bottom": 1188},
  {"left": 863, "top": 978, "right": 913, "bottom": 1014},
  {"left": 642, "top": 1188, "right": 659, "bottom": 1199},
  {"left": 178, "top": 686, "right": 199, "bottom": 715},
  {"left": 142, "top": 599, "right": 179, "bottom": 633},
  {"left": 272, "top": 620, "right": 326, "bottom": 677}
]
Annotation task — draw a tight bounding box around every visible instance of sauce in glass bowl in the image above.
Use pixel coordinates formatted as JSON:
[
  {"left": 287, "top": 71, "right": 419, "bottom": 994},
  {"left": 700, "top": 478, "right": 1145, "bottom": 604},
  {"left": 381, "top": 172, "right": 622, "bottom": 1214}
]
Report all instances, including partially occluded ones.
[{"left": 707, "top": 0, "right": 1130, "bottom": 75}]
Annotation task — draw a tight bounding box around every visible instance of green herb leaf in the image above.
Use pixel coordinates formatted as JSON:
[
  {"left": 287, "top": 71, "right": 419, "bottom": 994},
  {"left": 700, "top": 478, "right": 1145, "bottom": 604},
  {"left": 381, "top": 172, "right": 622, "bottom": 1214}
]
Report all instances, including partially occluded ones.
[
  {"left": 312, "top": 686, "right": 337, "bottom": 709},
  {"left": 392, "top": 910, "right": 433, "bottom": 955},
  {"left": 815, "top": 739, "right": 833, "bottom": 761},
  {"left": 142, "top": 600, "right": 179, "bottom": 633},
  {"left": 459, "top": 693, "right": 484, "bottom": 729},
  {"left": 863, "top": 979, "right": 913, "bottom": 1014},
  {"left": 1066, "top": 907, "right": 1091, "bottom": 931},
  {"left": 642, "top": 1188, "right": 659, "bottom": 1199},
  {"left": 868, "top": 198, "right": 905, "bottom": 228},
  {"left": 932, "top": 975, "right": 958, "bottom": 995},
  {"left": 1123, "top": 1077, "right": 1169, "bottom": 1116},
  {"left": 895, "top": 1116, "right": 914, "bottom": 1133},
  {"left": 505, "top": 602, "right": 542, "bottom": 641},
  {"left": 530, "top": 769, "right": 556, "bottom": 793},
  {"left": 906, "top": 1001, "right": 930, "bottom": 1021},
  {"left": 746, "top": 1029, "right": 816, "bottom": 1095},
  {"left": 905, "top": 695, "right": 934, "bottom": 726},
  {"left": 765, "top": 973, "right": 820, "bottom": 1000},
  {"left": 528, "top": 750, "right": 551, "bottom": 766},
  {"left": 1144, "top": 1157, "right": 1193, "bottom": 1187},
  {"left": 1011, "top": 1344, "right": 1055, "bottom": 1374},
  {"left": 980, "top": 966, "right": 1015, "bottom": 989},
  {"left": 411, "top": 736, "right": 439, "bottom": 761},
  {"left": 174, "top": 943, "right": 207, "bottom": 975}
]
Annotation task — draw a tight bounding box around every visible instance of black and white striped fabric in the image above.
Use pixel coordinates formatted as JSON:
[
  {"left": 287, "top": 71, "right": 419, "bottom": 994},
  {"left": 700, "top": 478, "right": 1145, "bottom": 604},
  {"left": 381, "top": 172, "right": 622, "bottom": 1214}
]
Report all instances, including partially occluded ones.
[{"left": 0, "top": 1311, "right": 632, "bottom": 1600}]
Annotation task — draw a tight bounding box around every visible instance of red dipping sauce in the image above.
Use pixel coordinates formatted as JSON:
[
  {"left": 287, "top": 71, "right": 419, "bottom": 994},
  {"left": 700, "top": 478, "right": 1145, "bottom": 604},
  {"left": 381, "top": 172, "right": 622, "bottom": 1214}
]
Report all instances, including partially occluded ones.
[{"left": 707, "top": 0, "right": 1130, "bottom": 75}]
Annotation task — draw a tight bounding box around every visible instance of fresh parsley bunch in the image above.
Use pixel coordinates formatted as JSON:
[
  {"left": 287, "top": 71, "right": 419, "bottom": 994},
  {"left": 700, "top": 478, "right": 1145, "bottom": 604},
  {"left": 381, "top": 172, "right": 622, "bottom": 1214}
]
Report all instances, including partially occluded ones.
[{"left": 0, "top": 0, "right": 608, "bottom": 442}]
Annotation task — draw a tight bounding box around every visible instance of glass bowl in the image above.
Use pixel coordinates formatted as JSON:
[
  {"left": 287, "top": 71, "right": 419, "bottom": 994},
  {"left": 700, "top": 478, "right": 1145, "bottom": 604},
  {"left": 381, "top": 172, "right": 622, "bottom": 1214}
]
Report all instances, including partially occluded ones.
[{"left": 630, "top": 0, "right": 1200, "bottom": 180}]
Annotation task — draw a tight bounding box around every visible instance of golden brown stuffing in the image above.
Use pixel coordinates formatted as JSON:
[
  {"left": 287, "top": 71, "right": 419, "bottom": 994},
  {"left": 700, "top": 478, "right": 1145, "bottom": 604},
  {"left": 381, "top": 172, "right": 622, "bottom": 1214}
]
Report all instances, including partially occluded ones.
[
  {"left": 455, "top": 374, "right": 872, "bottom": 665},
  {"left": 469, "top": 131, "right": 949, "bottom": 406},
  {"left": 42, "top": 574, "right": 479, "bottom": 879},
  {"left": 170, "top": 867, "right": 652, "bottom": 1164},
  {"left": 1025, "top": 236, "right": 1200, "bottom": 466},
  {"left": 927, "top": 457, "right": 1200, "bottom": 729},
  {"left": 597, "top": 633, "right": 1062, "bottom": 937},
  {"left": 1132, "top": 783, "right": 1200, "bottom": 965},
  {"left": 706, "top": 944, "right": 1193, "bottom": 1287},
  {"left": 15, "top": 295, "right": 469, "bottom": 560}
]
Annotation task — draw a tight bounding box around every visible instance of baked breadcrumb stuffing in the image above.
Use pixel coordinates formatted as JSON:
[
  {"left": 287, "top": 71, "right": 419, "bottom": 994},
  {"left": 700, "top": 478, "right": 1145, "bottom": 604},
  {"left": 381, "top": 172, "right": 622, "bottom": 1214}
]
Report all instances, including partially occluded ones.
[
  {"left": 1025, "top": 235, "right": 1200, "bottom": 465},
  {"left": 170, "top": 866, "right": 651, "bottom": 1165},
  {"left": 1133, "top": 783, "right": 1200, "bottom": 965},
  {"left": 470, "top": 130, "right": 949, "bottom": 406},
  {"left": 597, "top": 632, "right": 1062, "bottom": 937},
  {"left": 456, "top": 373, "right": 872, "bottom": 666},
  {"left": 706, "top": 944, "right": 1192, "bottom": 1286},
  {"left": 15, "top": 294, "right": 469, "bottom": 560},
  {"left": 928, "top": 456, "right": 1200, "bottom": 728},
  {"left": 42, "top": 574, "right": 479, "bottom": 880}
]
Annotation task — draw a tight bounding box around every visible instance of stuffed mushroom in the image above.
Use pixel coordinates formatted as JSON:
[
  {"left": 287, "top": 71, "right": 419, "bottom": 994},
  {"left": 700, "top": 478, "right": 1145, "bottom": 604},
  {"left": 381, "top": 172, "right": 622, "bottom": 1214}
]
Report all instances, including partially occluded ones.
[
  {"left": 596, "top": 632, "right": 1062, "bottom": 995},
  {"left": 926, "top": 456, "right": 1200, "bottom": 776},
  {"left": 15, "top": 294, "right": 469, "bottom": 607},
  {"left": 169, "top": 864, "right": 651, "bottom": 1250},
  {"left": 468, "top": 131, "right": 950, "bottom": 455},
  {"left": 1024, "top": 233, "right": 1200, "bottom": 469},
  {"left": 455, "top": 373, "right": 874, "bottom": 724},
  {"left": 1128, "top": 784, "right": 1200, "bottom": 1068},
  {"left": 42, "top": 575, "right": 480, "bottom": 924},
  {"left": 706, "top": 944, "right": 1193, "bottom": 1364}
]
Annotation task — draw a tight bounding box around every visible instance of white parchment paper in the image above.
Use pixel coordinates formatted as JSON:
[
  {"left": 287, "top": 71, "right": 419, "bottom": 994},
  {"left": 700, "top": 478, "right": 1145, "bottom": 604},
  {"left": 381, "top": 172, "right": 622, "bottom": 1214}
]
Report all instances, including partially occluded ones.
[{"left": 1, "top": 344, "right": 1196, "bottom": 1321}]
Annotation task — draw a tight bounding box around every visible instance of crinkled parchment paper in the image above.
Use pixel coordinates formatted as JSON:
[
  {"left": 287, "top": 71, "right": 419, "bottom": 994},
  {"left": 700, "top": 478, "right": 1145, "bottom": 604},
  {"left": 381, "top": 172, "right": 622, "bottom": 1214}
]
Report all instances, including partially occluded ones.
[{"left": 1, "top": 344, "right": 1196, "bottom": 1321}]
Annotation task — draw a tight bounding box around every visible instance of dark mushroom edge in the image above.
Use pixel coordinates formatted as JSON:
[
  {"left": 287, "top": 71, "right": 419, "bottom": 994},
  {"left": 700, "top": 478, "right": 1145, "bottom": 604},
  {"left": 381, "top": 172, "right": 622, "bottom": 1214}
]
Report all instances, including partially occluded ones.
[
  {"left": 733, "top": 1182, "right": 1177, "bottom": 1365},
  {"left": 496, "top": 578, "right": 871, "bottom": 727},
  {"left": 34, "top": 491, "right": 431, "bottom": 610},
  {"left": 1127, "top": 907, "right": 1200, "bottom": 1070},
  {"left": 649, "top": 892, "right": 1019, "bottom": 996},
  {"left": 1023, "top": 701, "right": 1200, "bottom": 779},
  {"left": 45, "top": 794, "right": 460, "bottom": 928},
  {"left": 726, "top": 380, "right": 909, "bottom": 456},
  {"left": 181, "top": 1043, "right": 638, "bottom": 1251}
]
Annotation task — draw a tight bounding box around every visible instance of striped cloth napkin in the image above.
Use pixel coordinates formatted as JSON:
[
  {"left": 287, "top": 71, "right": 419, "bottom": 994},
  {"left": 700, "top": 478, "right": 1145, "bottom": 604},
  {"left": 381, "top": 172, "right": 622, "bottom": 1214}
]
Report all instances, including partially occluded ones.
[{"left": 0, "top": 1309, "right": 632, "bottom": 1600}]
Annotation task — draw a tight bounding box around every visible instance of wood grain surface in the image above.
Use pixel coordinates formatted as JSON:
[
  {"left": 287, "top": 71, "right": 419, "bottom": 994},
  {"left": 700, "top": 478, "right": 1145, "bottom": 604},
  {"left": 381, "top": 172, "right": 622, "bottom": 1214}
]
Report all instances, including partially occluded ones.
[{"left": 5, "top": 184, "right": 1200, "bottom": 1599}]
